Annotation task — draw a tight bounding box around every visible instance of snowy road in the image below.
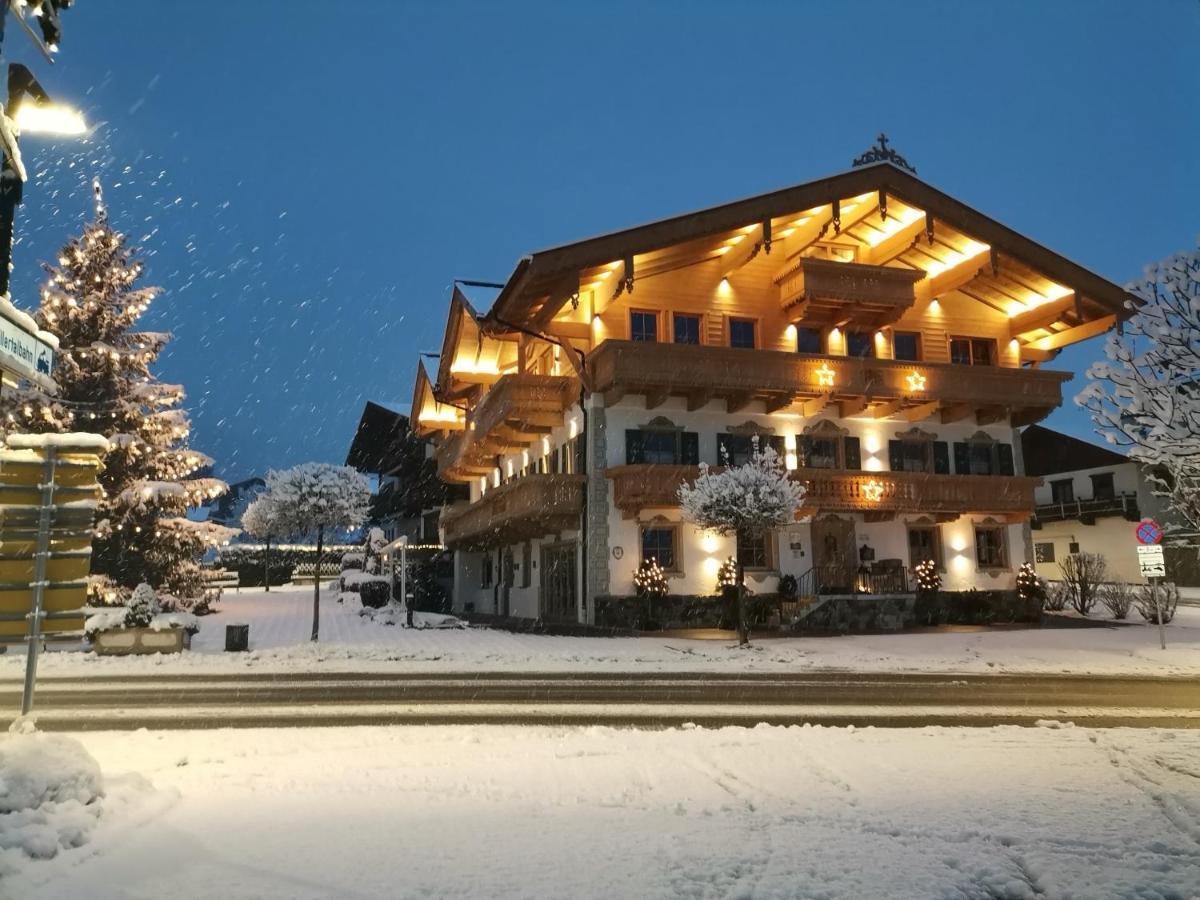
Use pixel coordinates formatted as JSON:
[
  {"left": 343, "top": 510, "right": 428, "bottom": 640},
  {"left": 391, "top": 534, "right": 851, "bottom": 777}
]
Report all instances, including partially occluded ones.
[
  {"left": 5, "top": 724, "right": 1199, "bottom": 899},
  {"left": 8, "top": 671, "right": 1200, "bottom": 730}
]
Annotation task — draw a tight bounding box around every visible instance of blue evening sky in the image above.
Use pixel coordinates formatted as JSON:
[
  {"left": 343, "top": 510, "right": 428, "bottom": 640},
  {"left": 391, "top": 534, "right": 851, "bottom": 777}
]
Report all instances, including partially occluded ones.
[{"left": 5, "top": 1, "right": 1197, "bottom": 480}]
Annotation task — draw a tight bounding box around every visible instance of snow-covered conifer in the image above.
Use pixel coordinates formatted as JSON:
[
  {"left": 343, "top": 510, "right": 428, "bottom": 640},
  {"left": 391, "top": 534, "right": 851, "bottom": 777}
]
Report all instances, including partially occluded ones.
[{"left": 0, "top": 181, "right": 235, "bottom": 597}]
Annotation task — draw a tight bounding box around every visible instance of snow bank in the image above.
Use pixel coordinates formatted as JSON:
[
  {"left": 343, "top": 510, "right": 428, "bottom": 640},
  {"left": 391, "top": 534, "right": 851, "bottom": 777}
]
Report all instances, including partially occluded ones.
[{"left": 0, "top": 728, "right": 103, "bottom": 873}]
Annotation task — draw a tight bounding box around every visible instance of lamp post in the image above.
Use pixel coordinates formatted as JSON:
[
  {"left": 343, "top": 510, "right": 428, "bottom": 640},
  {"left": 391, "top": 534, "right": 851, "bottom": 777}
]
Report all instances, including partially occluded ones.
[{"left": 0, "top": 62, "right": 86, "bottom": 296}]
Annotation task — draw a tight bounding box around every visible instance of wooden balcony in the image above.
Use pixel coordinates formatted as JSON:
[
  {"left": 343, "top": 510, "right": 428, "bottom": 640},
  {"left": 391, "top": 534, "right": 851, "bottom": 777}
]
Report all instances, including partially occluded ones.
[
  {"left": 776, "top": 258, "right": 923, "bottom": 328},
  {"left": 588, "top": 340, "right": 1068, "bottom": 425},
  {"left": 607, "top": 464, "right": 1039, "bottom": 522},
  {"left": 436, "top": 374, "right": 576, "bottom": 482},
  {"left": 441, "top": 474, "right": 585, "bottom": 550}
]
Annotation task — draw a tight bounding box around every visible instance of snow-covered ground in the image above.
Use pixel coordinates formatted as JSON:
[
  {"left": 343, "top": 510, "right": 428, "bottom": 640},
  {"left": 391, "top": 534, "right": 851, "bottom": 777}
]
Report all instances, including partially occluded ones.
[
  {"left": 2, "top": 585, "right": 1199, "bottom": 678},
  {"left": 4, "top": 724, "right": 1199, "bottom": 899}
]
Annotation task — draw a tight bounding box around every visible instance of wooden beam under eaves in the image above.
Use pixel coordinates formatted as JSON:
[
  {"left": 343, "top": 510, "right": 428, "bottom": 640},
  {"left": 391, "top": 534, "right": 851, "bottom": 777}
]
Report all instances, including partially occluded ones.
[
  {"left": 859, "top": 213, "right": 927, "bottom": 266},
  {"left": 1008, "top": 293, "right": 1076, "bottom": 337},
  {"left": 1024, "top": 314, "right": 1117, "bottom": 352},
  {"left": 914, "top": 248, "right": 990, "bottom": 304},
  {"left": 719, "top": 233, "right": 763, "bottom": 280}
]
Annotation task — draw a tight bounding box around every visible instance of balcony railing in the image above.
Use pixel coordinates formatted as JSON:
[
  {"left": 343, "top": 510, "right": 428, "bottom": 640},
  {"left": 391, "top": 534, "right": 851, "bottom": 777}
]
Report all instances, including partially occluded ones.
[
  {"left": 776, "top": 258, "right": 923, "bottom": 326},
  {"left": 441, "top": 474, "right": 585, "bottom": 550},
  {"left": 607, "top": 464, "right": 1039, "bottom": 520},
  {"left": 588, "top": 340, "right": 1068, "bottom": 424},
  {"left": 1033, "top": 492, "right": 1139, "bottom": 525},
  {"left": 436, "top": 374, "right": 576, "bottom": 482}
]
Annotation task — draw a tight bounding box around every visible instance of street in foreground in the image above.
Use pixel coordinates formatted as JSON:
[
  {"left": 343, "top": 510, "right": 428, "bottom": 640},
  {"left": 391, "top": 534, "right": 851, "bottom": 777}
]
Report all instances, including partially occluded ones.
[
  {"left": 4, "top": 724, "right": 1199, "bottom": 899},
  {"left": 3, "top": 587, "right": 1198, "bottom": 681}
]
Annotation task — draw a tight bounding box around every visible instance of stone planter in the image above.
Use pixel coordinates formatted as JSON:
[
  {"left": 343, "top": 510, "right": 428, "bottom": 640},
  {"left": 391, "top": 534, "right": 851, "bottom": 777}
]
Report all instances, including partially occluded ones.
[{"left": 92, "top": 626, "right": 191, "bottom": 656}]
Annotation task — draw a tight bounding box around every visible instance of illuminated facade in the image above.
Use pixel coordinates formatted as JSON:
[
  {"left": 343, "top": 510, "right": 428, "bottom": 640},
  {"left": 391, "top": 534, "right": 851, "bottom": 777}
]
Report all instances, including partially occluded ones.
[{"left": 412, "top": 158, "right": 1133, "bottom": 623}]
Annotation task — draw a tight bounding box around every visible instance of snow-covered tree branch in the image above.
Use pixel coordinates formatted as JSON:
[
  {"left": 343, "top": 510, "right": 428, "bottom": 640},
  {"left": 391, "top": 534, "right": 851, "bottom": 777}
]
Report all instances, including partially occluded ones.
[
  {"left": 1078, "top": 245, "right": 1200, "bottom": 535},
  {"left": 677, "top": 442, "right": 805, "bottom": 644}
]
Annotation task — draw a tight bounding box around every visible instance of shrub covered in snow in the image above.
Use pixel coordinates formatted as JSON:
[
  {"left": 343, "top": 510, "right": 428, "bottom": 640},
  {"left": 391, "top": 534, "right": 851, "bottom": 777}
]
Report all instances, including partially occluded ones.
[
  {"left": 125, "top": 583, "right": 161, "bottom": 628},
  {"left": 1135, "top": 582, "right": 1179, "bottom": 624},
  {"left": 359, "top": 580, "right": 391, "bottom": 609},
  {"left": 1100, "top": 583, "right": 1135, "bottom": 620},
  {"left": 0, "top": 728, "right": 104, "bottom": 871}
]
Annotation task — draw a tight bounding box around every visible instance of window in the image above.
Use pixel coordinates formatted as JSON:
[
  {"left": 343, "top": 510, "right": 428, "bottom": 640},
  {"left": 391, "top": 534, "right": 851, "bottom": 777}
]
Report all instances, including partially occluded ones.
[
  {"left": 729, "top": 318, "right": 756, "bottom": 349},
  {"left": 521, "top": 542, "right": 532, "bottom": 588},
  {"left": 1068, "top": 541, "right": 1080, "bottom": 554},
  {"left": 953, "top": 440, "right": 1015, "bottom": 476},
  {"left": 630, "top": 310, "right": 658, "bottom": 342},
  {"left": 974, "top": 524, "right": 1008, "bottom": 569},
  {"left": 480, "top": 553, "right": 494, "bottom": 589},
  {"left": 800, "top": 430, "right": 861, "bottom": 470},
  {"left": 737, "top": 530, "right": 770, "bottom": 570},
  {"left": 717, "top": 434, "right": 786, "bottom": 466},
  {"left": 950, "top": 337, "right": 996, "bottom": 366},
  {"left": 1090, "top": 472, "right": 1115, "bottom": 500},
  {"left": 1035, "top": 542, "right": 1056, "bottom": 564},
  {"left": 907, "top": 525, "right": 944, "bottom": 570},
  {"left": 846, "top": 331, "right": 875, "bottom": 359},
  {"left": 796, "top": 326, "right": 823, "bottom": 355},
  {"left": 640, "top": 526, "right": 677, "bottom": 571},
  {"left": 893, "top": 331, "right": 921, "bottom": 362},
  {"left": 968, "top": 442, "right": 993, "bottom": 476},
  {"left": 1050, "top": 479, "right": 1075, "bottom": 503},
  {"left": 673, "top": 314, "right": 701, "bottom": 345},
  {"left": 888, "top": 438, "right": 949, "bottom": 474},
  {"left": 626, "top": 429, "right": 699, "bottom": 465}
]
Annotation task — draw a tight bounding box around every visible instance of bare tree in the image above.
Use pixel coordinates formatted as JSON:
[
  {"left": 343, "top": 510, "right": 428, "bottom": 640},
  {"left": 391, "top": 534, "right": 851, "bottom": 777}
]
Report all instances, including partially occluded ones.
[
  {"left": 1134, "top": 582, "right": 1180, "bottom": 625},
  {"left": 1058, "top": 552, "right": 1107, "bottom": 616},
  {"left": 1099, "top": 583, "right": 1135, "bottom": 619}
]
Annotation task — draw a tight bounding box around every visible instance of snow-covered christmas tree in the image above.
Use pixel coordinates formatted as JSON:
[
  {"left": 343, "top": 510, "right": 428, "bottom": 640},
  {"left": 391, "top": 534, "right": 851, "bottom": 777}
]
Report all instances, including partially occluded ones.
[{"left": 0, "top": 180, "right": 235, "bottom": 599}]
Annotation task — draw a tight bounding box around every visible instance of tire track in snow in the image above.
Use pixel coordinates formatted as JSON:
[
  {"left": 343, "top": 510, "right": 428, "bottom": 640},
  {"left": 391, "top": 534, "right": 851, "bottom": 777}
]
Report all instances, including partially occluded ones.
[{"left": 1093, "top": 732, "right": 1200, "bottom": 846}]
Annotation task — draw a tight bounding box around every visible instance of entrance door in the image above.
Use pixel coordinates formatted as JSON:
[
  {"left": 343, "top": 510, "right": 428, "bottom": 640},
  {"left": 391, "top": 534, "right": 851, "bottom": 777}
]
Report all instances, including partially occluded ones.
[
  {"left": 811, "top": 516, "right": 856, "bottom": 593},
  {"left": 540, "top": 542, "right": 577, "bottom": 622}
]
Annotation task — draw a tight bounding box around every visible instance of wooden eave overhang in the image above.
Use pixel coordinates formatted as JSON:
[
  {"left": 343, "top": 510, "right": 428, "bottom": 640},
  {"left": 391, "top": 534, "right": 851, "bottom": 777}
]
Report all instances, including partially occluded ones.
[
  {"left": 482, "top": 162, "right": 1135, "bottom": 349},
  {"left": 411, "top": 360, "right": 464, "bottom": 437}
]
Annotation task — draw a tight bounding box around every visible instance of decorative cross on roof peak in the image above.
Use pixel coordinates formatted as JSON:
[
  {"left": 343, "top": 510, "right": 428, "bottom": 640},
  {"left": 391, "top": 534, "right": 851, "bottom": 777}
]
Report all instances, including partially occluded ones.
[{"left": 852, "top": 133, "right": 917, "bottom": 174}]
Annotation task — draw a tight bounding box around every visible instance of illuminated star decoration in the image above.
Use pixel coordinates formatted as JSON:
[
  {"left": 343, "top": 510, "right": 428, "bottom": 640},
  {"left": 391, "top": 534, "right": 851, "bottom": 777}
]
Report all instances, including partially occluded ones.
[
  {"left": 905, "top": 370, "right": 927, "bottom": 392},
  {"left": 816, "top": 364, "right": 836, "bottom": 388},
  {"left": 862, "top": 478, "right": 885, "bottom": 502}
]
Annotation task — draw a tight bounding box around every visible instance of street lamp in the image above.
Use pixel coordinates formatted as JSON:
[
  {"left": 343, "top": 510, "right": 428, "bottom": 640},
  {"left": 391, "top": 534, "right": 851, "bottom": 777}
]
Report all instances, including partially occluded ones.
[{"left": 0, "top": 62, "right": 88, "bottom": 295}]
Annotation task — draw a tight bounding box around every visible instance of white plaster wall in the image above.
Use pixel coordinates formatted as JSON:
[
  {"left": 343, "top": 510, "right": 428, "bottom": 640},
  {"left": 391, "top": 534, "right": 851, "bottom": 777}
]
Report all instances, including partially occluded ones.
[{"left": 1032, "top": 518, "right": 1145, "bottom": 584}]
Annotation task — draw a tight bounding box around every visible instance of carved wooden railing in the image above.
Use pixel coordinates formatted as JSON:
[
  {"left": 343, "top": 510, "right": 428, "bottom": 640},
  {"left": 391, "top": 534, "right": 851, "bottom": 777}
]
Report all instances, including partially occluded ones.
[
  {"left": 436, "top": 374, "right": 576, "bottom": 481},
  {"left": 606, "top": 464, "right": 1039, "bottom": 518},
  {"left": 587, "top": 340, "right": 1068, "bottom": 416},
  {"left": 441, "top": 474, "right": 585, "bottom": 549}
]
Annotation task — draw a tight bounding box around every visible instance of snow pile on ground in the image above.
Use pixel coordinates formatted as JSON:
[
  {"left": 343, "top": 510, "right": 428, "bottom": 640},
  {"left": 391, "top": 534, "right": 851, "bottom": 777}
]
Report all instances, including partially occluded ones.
[
  {"left": 4, "top": 587, "right": 1200, "bottom": 678},
  {"left": 356, "top": 602, "right": 465, "bottom": 629},
  {"left": 6, "top": 724, "right": 1199, "bottom": 898},
  {"left": 0, "top": 726, "right": 104, "bottom": 875}
]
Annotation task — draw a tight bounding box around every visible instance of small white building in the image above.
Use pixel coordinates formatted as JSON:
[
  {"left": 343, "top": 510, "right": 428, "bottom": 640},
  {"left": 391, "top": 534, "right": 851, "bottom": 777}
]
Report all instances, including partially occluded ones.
[{"left": 1022, "top": 425, "right": 1197, "bottom": 585}]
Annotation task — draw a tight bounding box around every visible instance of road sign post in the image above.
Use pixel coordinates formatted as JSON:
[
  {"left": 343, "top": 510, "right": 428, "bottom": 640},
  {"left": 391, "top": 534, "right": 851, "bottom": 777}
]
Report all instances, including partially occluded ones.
[{"left": 1134, "top": 520, "right": 1166, "bottom": 650}]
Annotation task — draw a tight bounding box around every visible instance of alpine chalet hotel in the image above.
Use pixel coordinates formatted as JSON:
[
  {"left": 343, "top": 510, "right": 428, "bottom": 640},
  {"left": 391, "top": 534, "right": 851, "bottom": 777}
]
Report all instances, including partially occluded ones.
[{"left": 411, "top": 141, "right": 1134, "bottom": 626}]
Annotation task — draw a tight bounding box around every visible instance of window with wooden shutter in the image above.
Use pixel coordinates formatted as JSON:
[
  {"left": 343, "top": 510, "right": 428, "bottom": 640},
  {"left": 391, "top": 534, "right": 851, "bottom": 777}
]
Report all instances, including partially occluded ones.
[
  {"left": 953, "top": 442, "right": 970, "bottom": 474},
  {"left": 998, "top": 444, "right": 1014, "bottom": 476},
  {"left": 932, "top": 441, "right": 950, "bottom": 474},
  {"left": 843, "top": 436, "right": 861, "bottom": 470}
]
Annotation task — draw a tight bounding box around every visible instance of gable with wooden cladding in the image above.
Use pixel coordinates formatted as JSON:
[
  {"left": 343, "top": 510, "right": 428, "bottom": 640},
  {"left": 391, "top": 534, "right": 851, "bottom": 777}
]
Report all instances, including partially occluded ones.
[{"left": 483, "top": 162, "right": 1132, "bottom": 367}]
